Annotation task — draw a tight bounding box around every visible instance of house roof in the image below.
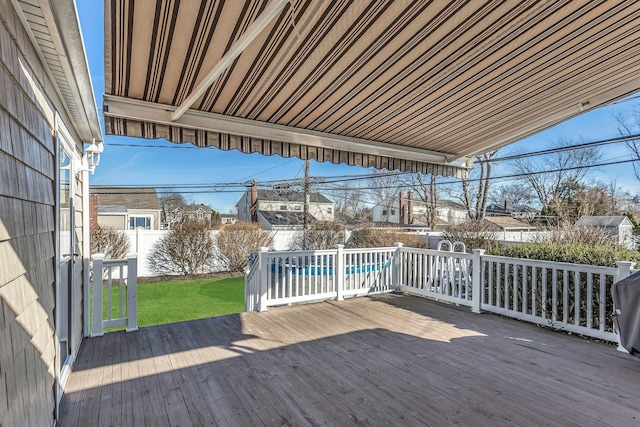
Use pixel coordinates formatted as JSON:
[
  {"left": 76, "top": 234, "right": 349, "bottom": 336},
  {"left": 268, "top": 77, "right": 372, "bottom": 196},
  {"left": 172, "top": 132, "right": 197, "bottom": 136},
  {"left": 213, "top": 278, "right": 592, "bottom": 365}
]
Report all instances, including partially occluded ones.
[
  {"left": 103, "top": 2, "right": 640, "bottom": 177},
  {"left": 256, "top": 189, "right": 332, "bottom": 204},
  {"left": 13, "top": 1, "right": 102, "bottom": 143},
  {"left": 174, "top": 204, "right": 213, "bottom": 214},
  {"left": 258, "top": 210, "right": 315, "bottom": 227},
  {"left": 483, "top": 216, "right": 535, "bottom": 231},
  {"left": 576, "top": 216, "right": 633, "bottom": 228},
  {"left": 91, "top": 187, "right": 161, "bottom": 210},
  {"left": 97, "top": 205, "right": 128, "bottom": 214}
]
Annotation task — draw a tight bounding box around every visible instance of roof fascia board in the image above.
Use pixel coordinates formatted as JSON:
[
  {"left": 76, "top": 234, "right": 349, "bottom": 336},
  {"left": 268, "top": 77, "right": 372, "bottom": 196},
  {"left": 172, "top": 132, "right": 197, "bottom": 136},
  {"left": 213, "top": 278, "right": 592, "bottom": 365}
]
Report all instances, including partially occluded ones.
[
  {"left": 11, "top": 0, "right": 102, "bottom": 142},
  {"left": 104, "top": 94, "right": 467, "bottom": 167},
  {"left": 171, "top": 0, "right": 291, "bottom": 121}
]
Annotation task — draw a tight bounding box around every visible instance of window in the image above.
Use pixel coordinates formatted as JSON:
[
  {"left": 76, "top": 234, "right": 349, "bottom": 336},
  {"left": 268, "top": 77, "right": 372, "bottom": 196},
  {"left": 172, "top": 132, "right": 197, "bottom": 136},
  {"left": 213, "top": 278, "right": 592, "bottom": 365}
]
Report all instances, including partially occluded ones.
[
  {"left": 197, "top": 211, "right": 203, "bottom": 220},
  {"left": 327, "top": 207, "right": 332, "bottom": 214},
  {"left": 294, "top": 205, "right": 302, "bottom": 211},
  {"left": 391, "top": 209, "right": 395, "bottom": 215},
  {"left": 175, "top": 210, "right": 182, "bottom": 220},
  {"left": 130, "top": 216, "right": 152, "bottom": 230},
  {"left": 382, "top": 209, "right": 387, "bottom": 215},
  {"left": 280, "top": 205, "right": 287, "bottom": 211}
]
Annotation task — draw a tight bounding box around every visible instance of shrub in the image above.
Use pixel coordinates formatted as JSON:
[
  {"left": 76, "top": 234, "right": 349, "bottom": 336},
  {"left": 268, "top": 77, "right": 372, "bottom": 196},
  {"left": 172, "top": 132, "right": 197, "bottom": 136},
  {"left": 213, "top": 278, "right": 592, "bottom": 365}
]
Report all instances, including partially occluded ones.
[
  {"left": 441, "top": 220, "right": 499, "bottom": 253},
  {"left": 350, "top": 228, "right": 428, "bottom": 249},
  {"left": 494, "top": 243, "right": 640, "bottom": 267},
  {"left": 90, "top": 227, "right": 130, "bottom": 259},
  {"left": 148, "top": 220, "right": 215, "bottom": 275},
  {"left": 531, "top": 222, "right": 618, "bottom": 247},
  {"left": 214, "top": 221, "right": 272, "bottom": 273},
  {"left": 292, "top": 221, "right": 346, "bottom": 250}
]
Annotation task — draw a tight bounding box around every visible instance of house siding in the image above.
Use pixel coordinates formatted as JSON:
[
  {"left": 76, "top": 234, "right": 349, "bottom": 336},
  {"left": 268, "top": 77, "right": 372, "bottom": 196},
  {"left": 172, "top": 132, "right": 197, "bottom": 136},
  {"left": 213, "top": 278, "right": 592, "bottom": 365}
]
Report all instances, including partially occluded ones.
[{"left": 0, "top": 2, "right": 86, "bottom": 426}]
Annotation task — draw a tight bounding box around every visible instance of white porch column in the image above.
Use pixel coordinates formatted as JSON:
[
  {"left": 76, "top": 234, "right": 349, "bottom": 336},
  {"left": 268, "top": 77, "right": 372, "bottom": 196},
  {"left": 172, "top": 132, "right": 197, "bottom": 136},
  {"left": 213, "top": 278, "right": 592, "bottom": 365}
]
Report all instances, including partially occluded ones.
[
  {"left": 258, "top": 247, "right": 269, "bottom": 312},
  {"left": 91, "top": 253, "right": 105, "bottom": 337},
  {"left": 393, "top": 242, "right": 404, "bottom": 294},
  {"left": 126, "top": 253, "right": 139, "bottom": 332},
  {"left": 336, "top": 245, "right": 345, "bottom": 301},
  {"left": 471, "top": 249, "right": 485, "bottom": 313}
]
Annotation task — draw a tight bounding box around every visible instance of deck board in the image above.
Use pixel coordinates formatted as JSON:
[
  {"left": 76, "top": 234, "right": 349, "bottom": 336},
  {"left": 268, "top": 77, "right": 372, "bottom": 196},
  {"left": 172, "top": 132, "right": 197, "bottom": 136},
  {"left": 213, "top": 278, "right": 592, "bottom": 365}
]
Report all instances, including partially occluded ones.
[{"left": 59, "top": 294, "right": 640, "bottom": 426}]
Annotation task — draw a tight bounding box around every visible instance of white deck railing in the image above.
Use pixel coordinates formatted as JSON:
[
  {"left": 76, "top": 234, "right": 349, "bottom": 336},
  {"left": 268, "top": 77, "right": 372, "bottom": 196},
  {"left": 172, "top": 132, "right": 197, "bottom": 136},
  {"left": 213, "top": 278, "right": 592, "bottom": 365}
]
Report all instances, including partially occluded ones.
[
  {"left": 245, "top": 245, "right": 636, "bottom": 342},
  {"left": 90, "top": 253, "right": 138, "bottom": 336}
]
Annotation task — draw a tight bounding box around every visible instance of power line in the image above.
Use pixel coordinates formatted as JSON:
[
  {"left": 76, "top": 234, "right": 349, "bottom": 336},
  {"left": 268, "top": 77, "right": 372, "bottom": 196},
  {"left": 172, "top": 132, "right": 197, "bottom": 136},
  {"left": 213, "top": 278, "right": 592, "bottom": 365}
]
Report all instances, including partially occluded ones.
[{"left": 476, "top": 133, "right": 640, "bottom": 164}]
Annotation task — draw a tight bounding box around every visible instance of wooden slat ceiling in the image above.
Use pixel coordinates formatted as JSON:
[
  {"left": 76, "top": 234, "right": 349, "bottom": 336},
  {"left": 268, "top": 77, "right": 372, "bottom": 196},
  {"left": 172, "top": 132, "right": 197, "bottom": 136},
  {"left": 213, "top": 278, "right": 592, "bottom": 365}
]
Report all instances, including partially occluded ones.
[{"left": 103, "top": 0, "right": 640, "bottom": 177}]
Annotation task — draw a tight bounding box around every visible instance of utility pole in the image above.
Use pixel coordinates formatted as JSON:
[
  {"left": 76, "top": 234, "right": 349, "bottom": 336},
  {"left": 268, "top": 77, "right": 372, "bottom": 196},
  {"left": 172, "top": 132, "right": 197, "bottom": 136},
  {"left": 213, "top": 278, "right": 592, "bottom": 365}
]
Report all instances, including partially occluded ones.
[{"left": 303, "top": 159, "right": 310, "bottom": 248}]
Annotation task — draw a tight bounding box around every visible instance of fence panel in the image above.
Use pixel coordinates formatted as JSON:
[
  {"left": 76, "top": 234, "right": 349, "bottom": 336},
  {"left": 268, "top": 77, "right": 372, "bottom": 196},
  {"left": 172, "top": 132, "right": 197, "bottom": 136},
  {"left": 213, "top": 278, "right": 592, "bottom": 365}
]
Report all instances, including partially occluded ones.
[
  {"left": 480, "top": 255, "right": 619, "bottom": 341},
  {"left": 342, "top": 247, "right": 397, "bottom": 297},
  {"left": 90, "top": 253, "right": 138, "bottom": 336},
  {"left": 397, "top": 248, "right": 474, "bottom": 307}
]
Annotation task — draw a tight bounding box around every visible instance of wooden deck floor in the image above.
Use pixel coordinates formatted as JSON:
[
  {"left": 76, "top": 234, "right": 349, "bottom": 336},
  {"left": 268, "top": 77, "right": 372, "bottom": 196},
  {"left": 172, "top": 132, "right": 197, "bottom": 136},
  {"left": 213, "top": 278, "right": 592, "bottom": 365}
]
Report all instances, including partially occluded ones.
[{"left": 59, "top": 294, "right": 640, "bottom": 426}]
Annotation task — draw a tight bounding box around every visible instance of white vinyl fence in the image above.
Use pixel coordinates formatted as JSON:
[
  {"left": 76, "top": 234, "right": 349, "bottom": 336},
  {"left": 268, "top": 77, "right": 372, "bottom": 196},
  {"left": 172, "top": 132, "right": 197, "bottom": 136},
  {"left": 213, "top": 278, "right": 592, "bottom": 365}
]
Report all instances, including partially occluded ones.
[
  {"left": 246, "top": 245, "right": 636, "bottom": 342},
  {"left": 124, "top": 229, "right": 349, "bottom": 276}
]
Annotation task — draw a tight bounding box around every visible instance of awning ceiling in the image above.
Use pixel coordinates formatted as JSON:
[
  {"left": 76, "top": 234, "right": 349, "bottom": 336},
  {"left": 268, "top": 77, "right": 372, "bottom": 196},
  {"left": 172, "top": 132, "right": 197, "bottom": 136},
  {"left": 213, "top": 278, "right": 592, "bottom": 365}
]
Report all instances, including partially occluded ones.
[{"left": 103, "top": 0, "right": 640, "bottom": 178}]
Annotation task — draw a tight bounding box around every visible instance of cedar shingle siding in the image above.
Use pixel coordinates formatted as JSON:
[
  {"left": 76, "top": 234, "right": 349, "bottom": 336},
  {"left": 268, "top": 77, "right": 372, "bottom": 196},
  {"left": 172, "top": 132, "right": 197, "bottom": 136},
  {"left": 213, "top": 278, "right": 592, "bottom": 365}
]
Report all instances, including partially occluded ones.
[{"left": 0, "top": 2, "right": 90, "bottom": 426}]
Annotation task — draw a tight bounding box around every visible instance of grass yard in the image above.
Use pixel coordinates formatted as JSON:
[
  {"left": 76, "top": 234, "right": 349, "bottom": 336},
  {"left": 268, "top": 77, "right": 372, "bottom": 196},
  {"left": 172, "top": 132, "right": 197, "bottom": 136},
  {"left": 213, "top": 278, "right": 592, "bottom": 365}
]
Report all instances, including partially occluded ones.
[
  {"left": 137, "top": 275, "right": 245, "bottom": 326},
  {"left": 94, "top": 275, "right": 245, "bottom": 331}
]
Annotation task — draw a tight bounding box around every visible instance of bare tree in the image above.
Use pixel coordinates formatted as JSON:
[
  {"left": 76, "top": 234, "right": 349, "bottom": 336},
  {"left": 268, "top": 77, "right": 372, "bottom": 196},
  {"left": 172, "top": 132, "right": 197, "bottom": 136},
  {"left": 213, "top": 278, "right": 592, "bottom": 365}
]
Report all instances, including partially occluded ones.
[
  {"left": 511, "top": 137, "right": 601, "bottom": 211},
  {"left": 616, "top": 108, "right": 640, "bottom": 181},
  {"left": 398, "top": 173, "right": 438, "bottom": 228},
  {"left": 326, "top": 182, "right": 368, "bottom": 219},
  {"left": 460, "top": 150, "right": 498, "bottom": 219},
  {"left": 147, "top": 220, "right": 215, "bottom": 275},
  {"left": 214, "top": 221, "right": 273, "bottom": 273},
  {"left": 489, "top": 182, "right": 534, "bottom": 207},
  {"left": 90, "top": 227, "right": 130, "bottom": 259},
  {"left": 292, "top": 221, "right": 346, "bottom": 250}
]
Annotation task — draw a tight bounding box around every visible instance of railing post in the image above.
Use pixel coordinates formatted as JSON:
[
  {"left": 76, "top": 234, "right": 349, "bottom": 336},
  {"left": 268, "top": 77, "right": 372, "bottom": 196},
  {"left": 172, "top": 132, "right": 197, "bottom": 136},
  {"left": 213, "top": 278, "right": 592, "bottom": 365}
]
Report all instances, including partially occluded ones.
[
  {"left": 615, "top": 261, "right": 634, "bottom": 282},
  {"left": 91, "top": 253, "right": 105, "bottom": 337},
  {"left": 471, "top": 249, "right": 485, "bottom": 313},
  {"left": 615, "top": 261, "right": 635, "bottom": 352},
  {"left": 258, "top": 247, "right": 269, "bottom": 312},
  {"left": 126, "top": 253, "right": 139, "bottom": 332},
  {"left": 336, "top": 244, "right": 344, "bottom": 301},
  {"left": 393, "top": 242, "right": 404, "bottom": 294}
]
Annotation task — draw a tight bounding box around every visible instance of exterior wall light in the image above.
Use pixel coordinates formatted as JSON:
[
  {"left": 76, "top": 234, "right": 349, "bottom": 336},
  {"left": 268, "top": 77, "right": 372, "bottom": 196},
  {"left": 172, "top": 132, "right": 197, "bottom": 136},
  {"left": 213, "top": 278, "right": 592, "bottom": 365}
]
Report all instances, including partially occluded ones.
[{"left": 81, "top": 139, "right": 104, "bottom": 174}]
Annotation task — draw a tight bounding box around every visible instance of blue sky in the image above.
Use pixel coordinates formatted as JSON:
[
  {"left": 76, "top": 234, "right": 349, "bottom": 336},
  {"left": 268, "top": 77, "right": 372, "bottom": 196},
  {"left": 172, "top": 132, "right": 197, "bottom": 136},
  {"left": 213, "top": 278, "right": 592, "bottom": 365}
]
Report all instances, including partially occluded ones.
[{"left": 76, "top": 1, "right": 640, "bottom": 213}]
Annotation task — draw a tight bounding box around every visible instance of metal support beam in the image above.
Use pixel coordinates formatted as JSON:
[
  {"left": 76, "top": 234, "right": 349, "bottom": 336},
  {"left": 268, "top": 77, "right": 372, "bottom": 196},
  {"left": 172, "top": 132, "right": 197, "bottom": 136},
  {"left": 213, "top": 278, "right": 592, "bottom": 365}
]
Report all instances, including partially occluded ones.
[
  {"left": 105, "top": 94, "right": 470, "bottom": 167},
  {"left": 171, "top": 0, "right": 291, "bottom": 122}
]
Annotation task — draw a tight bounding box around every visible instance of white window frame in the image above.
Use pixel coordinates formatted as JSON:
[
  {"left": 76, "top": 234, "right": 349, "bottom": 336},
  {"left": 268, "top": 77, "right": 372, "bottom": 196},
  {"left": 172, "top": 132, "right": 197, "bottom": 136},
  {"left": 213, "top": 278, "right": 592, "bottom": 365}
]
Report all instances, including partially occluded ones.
[{"left": 129, "top": 215, "right": 152, "bottom": 230}]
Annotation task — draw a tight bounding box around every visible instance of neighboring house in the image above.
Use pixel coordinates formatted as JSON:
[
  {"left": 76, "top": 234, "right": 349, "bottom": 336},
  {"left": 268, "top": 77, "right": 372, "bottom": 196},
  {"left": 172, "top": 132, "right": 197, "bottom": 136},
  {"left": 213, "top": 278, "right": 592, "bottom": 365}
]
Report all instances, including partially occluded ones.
[
  {"left": 0, "top": 2, "right": 102, "bottom": 425},
  {"left": 575, "top": 216, "right": 635, "bottom": 249},
  {"left": 220, "top": 213, "right": 237, "bottom": 225},
  {"left": 372, "top": 193, "right": 468, "bottom": 227},
  {"left": 90, "top": 187, "right": 162, "bottom": 230},
  {"left": 482, "top": 217, "right": 538, "bottom": 232},
  {"left": 236, "top": 186, "right": 334, "bottom": 229},
  {"left": 166, "top": 204, "right": 215, "bottom": 228},
  {"left": 486, "top": 201, "right": 538, "bottom": 221}
]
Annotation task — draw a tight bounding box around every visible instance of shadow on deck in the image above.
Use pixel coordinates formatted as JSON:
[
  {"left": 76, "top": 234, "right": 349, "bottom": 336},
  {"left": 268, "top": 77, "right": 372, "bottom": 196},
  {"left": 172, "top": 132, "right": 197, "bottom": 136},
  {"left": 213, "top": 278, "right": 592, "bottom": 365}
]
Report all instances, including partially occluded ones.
[{"left": 59, "top": 294, "right": 640, "bottom": 426}]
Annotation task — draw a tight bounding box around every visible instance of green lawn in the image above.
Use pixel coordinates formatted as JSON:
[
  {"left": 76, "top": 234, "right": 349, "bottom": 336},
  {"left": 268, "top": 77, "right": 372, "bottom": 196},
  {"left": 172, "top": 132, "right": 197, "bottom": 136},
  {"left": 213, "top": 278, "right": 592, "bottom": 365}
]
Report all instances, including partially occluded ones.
[
  {"left": 137, "top": 276, "right": 245, "bottom": 326},
  {"left": 94, "top": 275, "right": 245, "bottom": 331}
]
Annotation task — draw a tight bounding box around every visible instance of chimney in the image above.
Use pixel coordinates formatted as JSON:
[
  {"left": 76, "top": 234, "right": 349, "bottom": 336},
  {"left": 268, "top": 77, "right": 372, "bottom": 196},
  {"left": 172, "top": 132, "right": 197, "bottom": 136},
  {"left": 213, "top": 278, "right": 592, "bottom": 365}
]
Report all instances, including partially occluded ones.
[
  {"left": 408, "top": 192, "right": 414, "bottom": 224},
  {"left": 250, "top": 182, "right": 258, "bottom": 223},
  {"left": 89, "top": 194, "right": 99, "bottom": 230},
  {"left": 504, "top": 199, "right": 509, "bottom": 213},
  {"left": 399, "top": 191, "right": 405, "bottom": 224}
]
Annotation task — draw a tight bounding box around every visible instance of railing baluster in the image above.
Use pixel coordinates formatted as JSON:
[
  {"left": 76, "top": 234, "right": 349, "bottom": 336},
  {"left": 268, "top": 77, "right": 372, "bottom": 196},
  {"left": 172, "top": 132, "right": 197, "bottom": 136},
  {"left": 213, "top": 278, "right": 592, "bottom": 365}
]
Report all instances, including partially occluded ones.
[
  {"left": 562, "top": 270, "right": 568, "bottom": 324},
  {"left": 586, "top": 273, "right": 593, "bottom": 329},
  {"left": 574, "top": 271, "right": 581, "bottom": 326},
  {"left": 599, "top": 273, "right": 606, "bottom": 332}
]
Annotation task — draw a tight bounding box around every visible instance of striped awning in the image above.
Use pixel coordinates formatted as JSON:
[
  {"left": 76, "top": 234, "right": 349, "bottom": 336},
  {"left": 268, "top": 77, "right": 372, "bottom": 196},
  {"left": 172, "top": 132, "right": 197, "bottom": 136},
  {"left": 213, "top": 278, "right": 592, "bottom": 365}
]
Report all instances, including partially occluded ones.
[{"left": 103, "top": 1, "right": 640, "bottom": 177}]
